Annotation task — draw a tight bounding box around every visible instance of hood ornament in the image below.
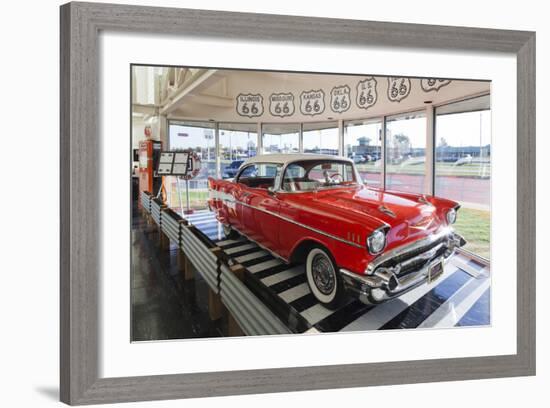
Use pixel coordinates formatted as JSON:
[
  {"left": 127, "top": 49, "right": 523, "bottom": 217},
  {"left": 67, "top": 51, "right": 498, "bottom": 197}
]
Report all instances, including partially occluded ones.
[{"left": 378, "top": 205, "right": 396, "bottom": 218}]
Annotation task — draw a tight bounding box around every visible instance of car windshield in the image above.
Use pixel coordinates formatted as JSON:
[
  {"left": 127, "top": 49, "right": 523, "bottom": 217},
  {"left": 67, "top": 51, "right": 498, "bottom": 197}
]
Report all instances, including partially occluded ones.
[{"left": 282, "top": 160, "right": 360, "bottom": 192}]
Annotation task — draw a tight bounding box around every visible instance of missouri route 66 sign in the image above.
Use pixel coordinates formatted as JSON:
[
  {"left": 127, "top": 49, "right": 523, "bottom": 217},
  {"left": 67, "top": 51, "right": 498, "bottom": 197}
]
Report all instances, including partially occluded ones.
[
  {"left": 269, "top": 92, "right": 295, "bottom": 118},
  {"left": 300, "top": 89, "right": 325, "bottom": 116},
  {"left": 356, "top": 77, "right": 378, "bottom": 110},
  {"left": 387, "top": 77, "right": 411, "bottom": 102},
  {"left": 236, "top": 93, "right": 264, "bottom": 118},
  {"left": 421, "top": 78, "right": 452, "bottom": 92}
]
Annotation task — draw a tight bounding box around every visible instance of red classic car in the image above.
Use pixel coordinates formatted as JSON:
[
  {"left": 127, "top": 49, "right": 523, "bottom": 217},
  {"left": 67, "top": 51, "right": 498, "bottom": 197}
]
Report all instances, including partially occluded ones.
[{"left": 208, "top": 154, "right": 465, "bottom": 308}]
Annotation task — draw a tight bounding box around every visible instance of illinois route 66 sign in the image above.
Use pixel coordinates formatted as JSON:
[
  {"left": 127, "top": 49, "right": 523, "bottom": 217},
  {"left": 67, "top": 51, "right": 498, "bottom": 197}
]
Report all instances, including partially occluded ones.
[
  {"left": 300, "top": 89, "right": 325, "bottom": 116},
  {"left": 269, "top": 92, "right": 295, "bottom": 118},
  {"left": 330, "top": 85, "right": 351, "bottom": 113},
  {"left": 421, "top": 78, "right": 452, "bottom": 92},
  {"left": 356, "top": 77, "right": 378, "bottom": 110},
  {"left": 236, "top": 93, "right": 264, "bottom": 118},
  {"left": 387, "top": 77, "right": 411, "bottom": 102}
]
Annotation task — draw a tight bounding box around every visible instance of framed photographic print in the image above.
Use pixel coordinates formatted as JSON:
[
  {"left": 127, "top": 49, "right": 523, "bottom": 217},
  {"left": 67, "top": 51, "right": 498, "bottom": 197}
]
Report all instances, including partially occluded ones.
[{"left": 60, "top": 2, "right": 535, "bottom": 405}]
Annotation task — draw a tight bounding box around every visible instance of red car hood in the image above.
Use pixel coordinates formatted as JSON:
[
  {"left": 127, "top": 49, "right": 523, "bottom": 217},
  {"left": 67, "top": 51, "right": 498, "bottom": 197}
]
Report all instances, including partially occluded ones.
[{"left": 310, "top": 185, "right": 442, "bottom": 243}]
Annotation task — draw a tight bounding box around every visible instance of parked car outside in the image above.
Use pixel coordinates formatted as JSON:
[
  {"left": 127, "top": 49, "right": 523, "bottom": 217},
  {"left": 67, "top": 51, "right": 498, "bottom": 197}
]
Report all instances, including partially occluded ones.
[{"left": 222, "top": 160, "right": 244, "bottom": 179}]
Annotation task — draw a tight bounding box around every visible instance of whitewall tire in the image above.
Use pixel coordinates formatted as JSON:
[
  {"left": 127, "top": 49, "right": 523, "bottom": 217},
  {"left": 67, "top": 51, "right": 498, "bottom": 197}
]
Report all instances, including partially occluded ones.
[{"left": 305, "top": 246, "right": 345, "bottom": 309}]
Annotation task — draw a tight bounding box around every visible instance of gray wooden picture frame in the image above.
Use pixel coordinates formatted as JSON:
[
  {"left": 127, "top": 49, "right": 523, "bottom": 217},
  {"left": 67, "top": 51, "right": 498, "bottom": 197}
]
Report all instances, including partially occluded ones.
[{"left": 60, "top": 2, "right": 536, "bottom": 405}]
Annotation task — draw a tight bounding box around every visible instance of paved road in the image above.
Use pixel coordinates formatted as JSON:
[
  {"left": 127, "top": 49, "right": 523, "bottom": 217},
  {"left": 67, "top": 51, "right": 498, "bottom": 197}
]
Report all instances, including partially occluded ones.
[{"left": 362, "top": 172, "right": 489, "bottom": 208}]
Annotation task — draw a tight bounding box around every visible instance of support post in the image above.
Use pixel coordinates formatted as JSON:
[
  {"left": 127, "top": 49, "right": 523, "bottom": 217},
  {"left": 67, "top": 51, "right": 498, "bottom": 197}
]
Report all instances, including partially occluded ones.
[
  {"left": 158, "top": 206, "right": 169, "bottom": 250},
  {"left": 215, "top": 122, "right": 221, "bottom": 179},
  {"left": 338, "top": 119, "right": 345, "bottom": 156},
  {"left": 177, "top": 250, "right": 193, "bottom": 281},
  {"left": 159, "top": 230, "right": 170, "bottom": 250},
  {"left": 208, "top": 288, "right": 223, "bottom": 321},
  {"left": 299, "top": 123, "right": 304, "bottom": 153},
  {"left": 425, "top": 105, "right": 436, "bottom": 195},
  {"left": 227, "top": 264, "right": 246, "bottom": 337},
  {"left": 257, "top": 122, "right": 263, "bottom": 154},
  {"left": 381, "top": 116, "right": 387, "bottom": 190},
  {"left": 208, "top": 247, "right": 224, "bottom": 321}
]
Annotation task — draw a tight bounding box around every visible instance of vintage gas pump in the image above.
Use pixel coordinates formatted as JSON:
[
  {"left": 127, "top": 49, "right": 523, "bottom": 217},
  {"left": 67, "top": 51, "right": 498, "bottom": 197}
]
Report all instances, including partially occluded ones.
[{"left": 138, "top": 126, "right": 162, "bottom": 208}]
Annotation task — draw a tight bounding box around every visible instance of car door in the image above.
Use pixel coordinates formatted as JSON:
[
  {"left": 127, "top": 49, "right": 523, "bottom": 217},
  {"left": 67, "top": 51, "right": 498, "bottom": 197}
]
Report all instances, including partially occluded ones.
[{"left": 236, "top": 163, "right": 282, "bottom": 252}]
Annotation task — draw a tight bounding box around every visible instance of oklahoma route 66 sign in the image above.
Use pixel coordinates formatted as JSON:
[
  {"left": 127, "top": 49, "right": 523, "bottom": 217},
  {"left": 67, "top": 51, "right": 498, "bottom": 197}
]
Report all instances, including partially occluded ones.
[
  {"left": 387, "top": 77, "right": 411, "bottom": 102},
  {"left": 356, "top": 77, "right": 378, "bottom": 110},
  {"left": 269, "top": 92, "right": 295, "bottom": 118},
  {"left": 300, "top": 89, "right": 325, "bottom": 116},
  {"left": 330, "top": 85, "right": 351, "bottom": 113},
  {"left": 236, "top": 93, "right": 264, "bottom": 118}
]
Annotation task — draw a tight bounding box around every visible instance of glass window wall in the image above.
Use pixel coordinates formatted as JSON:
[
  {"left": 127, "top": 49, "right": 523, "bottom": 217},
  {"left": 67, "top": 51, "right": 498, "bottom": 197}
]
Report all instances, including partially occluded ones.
[
  {"left": 262, "top": 123, "right": 300, "bottom": 154},
  {"left": 168, "top": 121, "right": 216, "bottom": 209},
  {"left": 344, "top": 119, "right": 383, "bottom": 187},
  {"left": 302, "top": 122, "right": 339, "bottom": 155},
  {"left": 219, "top": 123, "right": 257, "bottom": 179},
  {"left": 435, "top": 95, "right": 491, "bottom": 259},
  {"left": 385, "top": 111, "right": 427, "bottom": 194}
]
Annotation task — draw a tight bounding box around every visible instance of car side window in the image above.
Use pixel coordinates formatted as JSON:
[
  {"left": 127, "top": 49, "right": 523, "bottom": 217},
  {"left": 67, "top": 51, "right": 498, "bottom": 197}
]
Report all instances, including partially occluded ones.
[
  {"left": 237, "top": 163, "right": 281, "bottom": 190},
  {"left": 238, "top": 165, "right": 258, "bottom": 179}
]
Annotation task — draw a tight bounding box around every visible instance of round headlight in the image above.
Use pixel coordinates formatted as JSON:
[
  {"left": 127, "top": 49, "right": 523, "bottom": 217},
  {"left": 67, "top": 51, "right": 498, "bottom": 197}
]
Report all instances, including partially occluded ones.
[
  {"left": 367, "top": 229, "right": 386, "bottom": 254},
  {"left": 446, "top": 208, "right": 457, "bottom": 224}
]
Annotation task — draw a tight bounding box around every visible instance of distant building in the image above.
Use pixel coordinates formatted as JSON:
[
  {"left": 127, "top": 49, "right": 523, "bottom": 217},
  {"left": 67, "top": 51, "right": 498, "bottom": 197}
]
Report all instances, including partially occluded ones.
[{"left": 435, "top": 144, "right": 491, "bottom": 162}]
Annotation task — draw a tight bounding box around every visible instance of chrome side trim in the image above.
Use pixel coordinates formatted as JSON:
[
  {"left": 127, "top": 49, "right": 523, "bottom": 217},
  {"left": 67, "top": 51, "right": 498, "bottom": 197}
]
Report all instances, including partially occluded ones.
[{"left": 232, "top": 199, "right": 366, "bottom": 249}]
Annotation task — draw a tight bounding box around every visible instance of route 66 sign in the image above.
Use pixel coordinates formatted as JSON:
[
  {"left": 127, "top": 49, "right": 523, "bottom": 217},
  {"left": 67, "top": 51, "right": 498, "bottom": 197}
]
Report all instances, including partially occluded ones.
[
  {"left": 330, "top": 85, "right": 351, "bottom": 113},
  {"left": 356, "top": 77, "right": 378, "bottom": 110},
  {"left": 269, "top": 92, "right": 295, "bottom": 118},
  {"left": 236, "top": 93, "right": 264, "bottom": 118},
  {"left": 300, "top": 89, "right": 325, "bottom": 116},
  {"left": 387, "top": 77, "right": 411, "bottom": 102},
  {"left": 421, "top": 78, "right": 452, "bottom": 92}
]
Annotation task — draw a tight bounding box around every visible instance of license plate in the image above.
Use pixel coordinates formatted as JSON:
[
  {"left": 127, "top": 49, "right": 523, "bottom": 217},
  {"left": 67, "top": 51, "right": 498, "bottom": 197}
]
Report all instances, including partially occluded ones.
[{"left": 428, "top": 260, "right": 444, "bottom": 283}]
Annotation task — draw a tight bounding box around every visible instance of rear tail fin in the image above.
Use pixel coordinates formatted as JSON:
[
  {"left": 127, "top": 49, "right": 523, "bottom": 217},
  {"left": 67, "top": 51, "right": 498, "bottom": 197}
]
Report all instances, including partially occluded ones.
[{"left": 207, "top": 177, "right": 216, "bottom": 190}]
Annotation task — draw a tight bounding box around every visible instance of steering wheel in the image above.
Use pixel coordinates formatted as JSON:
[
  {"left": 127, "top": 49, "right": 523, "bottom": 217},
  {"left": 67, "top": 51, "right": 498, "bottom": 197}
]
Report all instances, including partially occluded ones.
[{"left": 329, "top": 173, "right": 343, "bottom": 183}]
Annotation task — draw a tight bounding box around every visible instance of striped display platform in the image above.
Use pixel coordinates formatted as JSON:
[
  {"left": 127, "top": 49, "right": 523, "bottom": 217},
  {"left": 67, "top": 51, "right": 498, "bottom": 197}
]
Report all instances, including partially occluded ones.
[{"left": 184, "top": 210, "right": 491, "bottom": 333}]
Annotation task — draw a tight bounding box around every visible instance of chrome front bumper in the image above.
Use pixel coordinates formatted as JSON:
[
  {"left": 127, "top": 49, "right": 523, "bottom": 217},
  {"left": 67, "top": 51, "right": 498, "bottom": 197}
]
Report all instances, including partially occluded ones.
[{"left": 340, "top": 229, "right": 466, "bottom": 304}]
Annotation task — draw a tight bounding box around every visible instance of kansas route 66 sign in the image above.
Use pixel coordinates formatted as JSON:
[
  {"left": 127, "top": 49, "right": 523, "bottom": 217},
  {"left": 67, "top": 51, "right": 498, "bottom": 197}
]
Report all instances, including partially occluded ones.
[
  {"left": 387, "top": 77, "right": 411, "bottom": 102},
  {"left": 330, "top": 85, "right": 351, "bottom": 113},
  {"left": 236, "top": 93, "right": 264, "bottom": 118},
  {"left": 269, "top": 92, "right": 295, "bottom": 118},
  {"left": 356, "top": 77, "right": 378, "bottom": 110},
  {"left": 421, "top": 78, "right": 452, "bottom": 92},
  {"left": 300, "top": 89, "right": 325, "bottom": 116}
]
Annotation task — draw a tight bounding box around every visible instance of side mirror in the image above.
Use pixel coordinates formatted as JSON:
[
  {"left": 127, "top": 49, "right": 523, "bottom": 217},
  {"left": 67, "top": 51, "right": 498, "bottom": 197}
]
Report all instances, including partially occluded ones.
[{"left": 267, "top": 186, "right": 276, "bottom": 196}]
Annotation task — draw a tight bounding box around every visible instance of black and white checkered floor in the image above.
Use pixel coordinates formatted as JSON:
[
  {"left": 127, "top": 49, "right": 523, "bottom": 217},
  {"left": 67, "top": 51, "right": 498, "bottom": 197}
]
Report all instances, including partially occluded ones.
[{"left": 186, "top": 210, "right": 491, "bottom": 333}]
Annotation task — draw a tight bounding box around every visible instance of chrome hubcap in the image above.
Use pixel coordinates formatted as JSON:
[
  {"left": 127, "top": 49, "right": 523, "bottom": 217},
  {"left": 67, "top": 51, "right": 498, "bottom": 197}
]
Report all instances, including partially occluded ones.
[{"left": 311, "top": 253, "right": 335, "bottom": 295}]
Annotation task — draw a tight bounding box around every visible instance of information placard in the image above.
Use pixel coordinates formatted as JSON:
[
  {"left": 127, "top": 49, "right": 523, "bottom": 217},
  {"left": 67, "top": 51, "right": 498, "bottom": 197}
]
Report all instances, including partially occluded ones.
[
  {"left": 172, "top": 152, "right": 190, "bottom": 175},
  {"left": 157, "top": 152, "right": 174, "bottom": 175}
]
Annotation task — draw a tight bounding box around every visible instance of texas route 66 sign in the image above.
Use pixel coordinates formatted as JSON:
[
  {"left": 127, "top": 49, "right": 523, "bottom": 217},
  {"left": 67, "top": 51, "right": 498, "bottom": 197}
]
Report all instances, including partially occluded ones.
[
  {"left": 356, "top": 77, "right": 378, "bottom": 110},
  {"left": 269, "top": 92, "right": 295, "bottom": 118},
  {"left": 330, "top": 85, "right": 351, "bottom": 113},
  {"left": 387, "top": 77, "right": 411, "bottom": 102},
  {"left": 300, "top": 89, "right": 325, "bottom": 116},
  {"left": 236, "top": 93, "right": 264, "bottom": 118},
  {"left": 421, "top": 78, "right": 452, "bottom": 92}
]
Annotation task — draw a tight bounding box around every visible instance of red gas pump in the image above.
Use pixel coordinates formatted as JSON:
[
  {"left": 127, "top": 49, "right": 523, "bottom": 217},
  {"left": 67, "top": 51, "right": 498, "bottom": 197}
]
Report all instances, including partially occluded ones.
[{"left": 138, "top": 138, "right": 162, "bottom": 208}]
